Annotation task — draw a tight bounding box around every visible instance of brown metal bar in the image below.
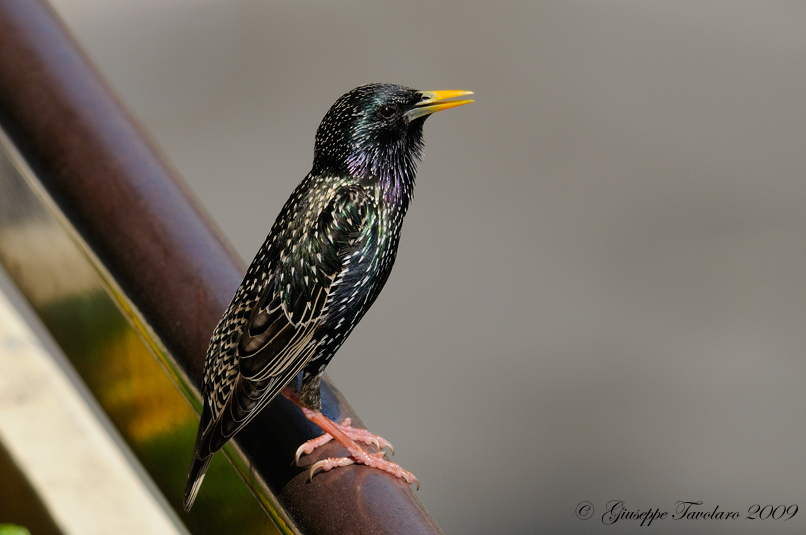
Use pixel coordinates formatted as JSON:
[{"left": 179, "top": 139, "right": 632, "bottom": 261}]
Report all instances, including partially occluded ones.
[{"left": 0, "top": 0, "right": 443, "bottom": 533}]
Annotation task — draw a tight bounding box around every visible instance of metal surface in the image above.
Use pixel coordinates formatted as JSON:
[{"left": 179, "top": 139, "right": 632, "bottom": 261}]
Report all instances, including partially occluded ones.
[
  {"left": 0, "top": 0, "right": 444, "bottom": 533},
  {"left": 0, "top": 271, "right": 186, "bottom": 535},
  {"left": 0, "top": 131, "right": 278, "bottom": 535}
]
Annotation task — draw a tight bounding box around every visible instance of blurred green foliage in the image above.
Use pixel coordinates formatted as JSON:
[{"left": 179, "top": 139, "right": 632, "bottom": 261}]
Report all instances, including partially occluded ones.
[{"left": 0, "top": 525, "right": 31, "bottom": 535}]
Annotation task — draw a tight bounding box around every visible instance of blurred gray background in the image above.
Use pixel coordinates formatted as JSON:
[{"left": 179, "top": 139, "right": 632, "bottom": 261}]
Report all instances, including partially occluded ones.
[{"left": 48, "top": 0, "right": 806, "bottom": 533}]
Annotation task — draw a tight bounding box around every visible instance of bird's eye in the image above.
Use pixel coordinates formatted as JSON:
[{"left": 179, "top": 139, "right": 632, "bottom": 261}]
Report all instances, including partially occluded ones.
[{"left": 378, "top": 105, "right": 397, "bottom": 120}]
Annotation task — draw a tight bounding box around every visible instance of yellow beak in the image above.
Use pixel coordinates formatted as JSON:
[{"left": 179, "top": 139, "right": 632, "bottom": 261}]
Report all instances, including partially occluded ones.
[{"left": 406, "top": 90, "right": 474, "bottom": 121}]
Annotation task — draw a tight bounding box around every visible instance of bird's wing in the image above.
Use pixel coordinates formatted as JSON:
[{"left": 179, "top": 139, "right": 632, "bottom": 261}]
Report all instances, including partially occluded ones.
[
  {"left": 238, "top": 185, "right": 371, "bottom": 378},
  {"left": 199, "top": 185, "right": 373, "bottom": 454}
]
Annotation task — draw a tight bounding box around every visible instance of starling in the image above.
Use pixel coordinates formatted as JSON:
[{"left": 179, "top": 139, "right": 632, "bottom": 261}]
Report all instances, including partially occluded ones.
[{"left": 184, "top": 83, "right": 473, "bottom": 511}]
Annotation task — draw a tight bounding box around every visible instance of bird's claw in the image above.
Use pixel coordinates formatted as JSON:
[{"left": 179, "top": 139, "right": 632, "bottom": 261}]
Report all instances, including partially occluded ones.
[
  {"left": 338, "top": 422, "right": 394, "bottom": 454},
  {"left": 295, "top": 419, "right": 394, "bottom": 464},
  {"left": 307, "top": 453, "right": 418, "bottom": 490},
  {"left": 309, "top": 457, "right": 356, "bottom": 479},
  {"left": 294, "top": 408, "right": 416, "bottom": 489},
  {"left": 295, "top": 433, "right": 334, "bottom": 465}
]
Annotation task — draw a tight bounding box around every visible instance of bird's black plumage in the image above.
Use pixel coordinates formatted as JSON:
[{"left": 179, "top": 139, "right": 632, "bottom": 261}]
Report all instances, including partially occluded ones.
[{"left": 184, "top": 83, "right": 472, "bottom": 510}]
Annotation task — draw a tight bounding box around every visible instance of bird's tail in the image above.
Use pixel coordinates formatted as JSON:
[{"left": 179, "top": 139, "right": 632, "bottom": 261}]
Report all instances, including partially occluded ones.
[{"left": 183, "top": 454, "right": 212, "bottom": 512}]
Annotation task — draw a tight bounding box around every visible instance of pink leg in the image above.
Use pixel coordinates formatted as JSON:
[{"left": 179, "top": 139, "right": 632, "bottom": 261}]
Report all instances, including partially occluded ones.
[{"left": 282, "top": 388, "right": 418, "bottom": 489}]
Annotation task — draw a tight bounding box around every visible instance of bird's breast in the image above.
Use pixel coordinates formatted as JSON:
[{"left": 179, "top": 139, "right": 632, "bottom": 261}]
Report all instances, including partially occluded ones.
[{"left": 326, "top": 208, "right": 401, "bottom": 322}]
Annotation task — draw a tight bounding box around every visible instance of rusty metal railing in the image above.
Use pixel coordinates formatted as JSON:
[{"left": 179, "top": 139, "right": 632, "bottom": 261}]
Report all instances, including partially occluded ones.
[{"left": 0, "top": 0, "right": 443, "bottom": 533}]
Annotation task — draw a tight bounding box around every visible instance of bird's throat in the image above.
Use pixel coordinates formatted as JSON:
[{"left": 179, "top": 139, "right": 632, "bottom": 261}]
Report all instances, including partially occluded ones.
[{"left": 346, "top": 143, "right": 419, "bottom": 211}]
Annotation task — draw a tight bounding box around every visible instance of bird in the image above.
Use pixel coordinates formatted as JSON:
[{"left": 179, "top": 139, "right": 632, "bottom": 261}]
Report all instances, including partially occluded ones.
[{"left": 183, "top": 83, "right": 473, "bottom": 511}]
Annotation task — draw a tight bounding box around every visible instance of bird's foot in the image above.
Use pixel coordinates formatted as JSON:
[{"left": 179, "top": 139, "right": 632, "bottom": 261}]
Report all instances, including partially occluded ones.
[
  {"left": 281, "top": 387, "right": 418, "bottom": 489},
  {"left": 309, "top": 449, "right": 419, "bottom": 490},
  {"left": 294, "top": 417, "right": 395, "bottom": 464},
  {"left": 298, "top": 407, "right": 418, "bottom": 488}
]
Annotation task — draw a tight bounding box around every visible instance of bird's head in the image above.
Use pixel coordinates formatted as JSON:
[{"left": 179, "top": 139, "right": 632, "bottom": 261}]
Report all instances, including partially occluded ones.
[{"left": 312, "top": 84, "right": 472, "bottom": 199}]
